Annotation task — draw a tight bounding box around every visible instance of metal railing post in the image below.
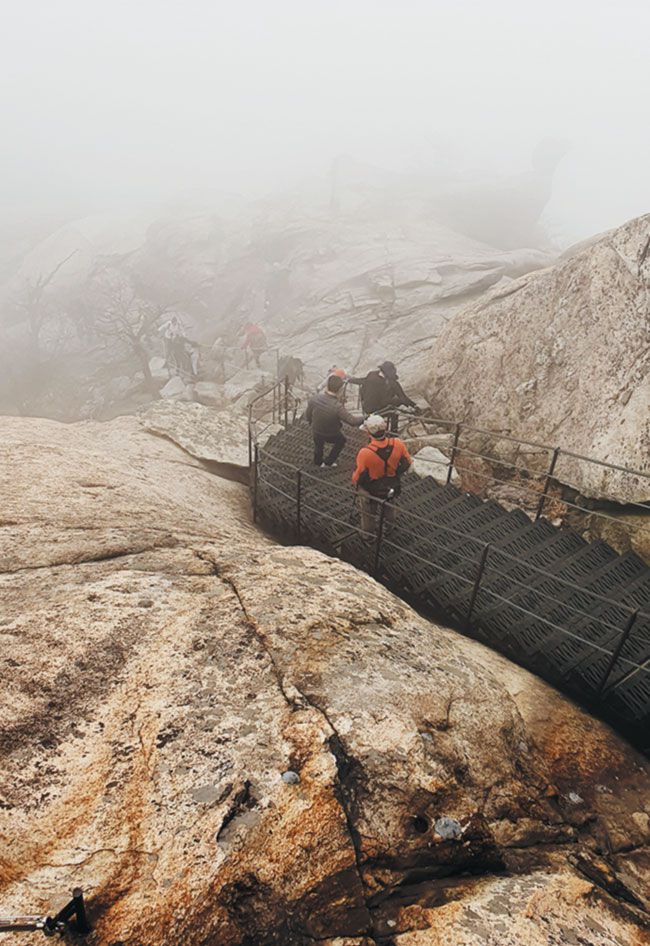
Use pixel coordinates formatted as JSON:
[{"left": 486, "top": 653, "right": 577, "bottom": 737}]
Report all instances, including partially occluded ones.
[
  {"left": 253, "top": 443, "right": 260, "bottom": 522},
  {"left": 373, "top": 500, "right": 388, "bottom": 577},
  {"left": 447, "top": 423, "right": 461, "bottom": 485},
  {"left": 284, "top": 375, "right": 289, "bottom": 428},
  {"left": 296, "top": 469, "right": 302, "bottom": 540},
  {"left": 597, "top": 609, "right": 638, "bottom": 696},
  {"left": 535, "top": 446, "right": 561, "bottom": 521},
  {"left": 466, "top": 543, "right": 490, "bottom": 624},
  {"left": 70, "top": 889, "right": 91, "bottom": 935}
]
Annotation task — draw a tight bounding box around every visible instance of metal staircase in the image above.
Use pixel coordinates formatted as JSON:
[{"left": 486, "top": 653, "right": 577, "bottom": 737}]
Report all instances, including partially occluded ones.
[{"left": 252, "top": 400, "right": 650, "bottom": 753}]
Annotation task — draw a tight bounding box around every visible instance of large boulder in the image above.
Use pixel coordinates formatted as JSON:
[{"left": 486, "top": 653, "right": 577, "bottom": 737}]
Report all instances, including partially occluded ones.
[
  {"left": 139, "top": 399, "right": 250, "bottom": 468},
  {"left": 0, "top": 415, "right": 648, "bottom": 945},
  {"left": 418, "top": 214, "right": 650, "bottom": 504}
]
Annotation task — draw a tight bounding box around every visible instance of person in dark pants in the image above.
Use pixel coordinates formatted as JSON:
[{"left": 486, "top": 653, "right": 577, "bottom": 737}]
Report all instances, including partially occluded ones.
[
  {"left": 305, "top": 374, "right": 363, "bottom": 467},
  {"left": 347, "top": 361, "right": 420, "bottom": 419}
]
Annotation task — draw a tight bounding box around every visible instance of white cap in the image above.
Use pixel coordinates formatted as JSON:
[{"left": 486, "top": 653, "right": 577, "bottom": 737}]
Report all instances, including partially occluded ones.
[{"left": 365, "top": 414, "right": 387, "bottom": 435}]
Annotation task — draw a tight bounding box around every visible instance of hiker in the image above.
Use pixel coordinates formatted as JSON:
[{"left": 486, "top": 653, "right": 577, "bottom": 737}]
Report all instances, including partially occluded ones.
[
  {"left": 209, "top": 336, "right": 227, "bottom": 383},
  {"left": 352, "top": 414, "right": 412, "bottom": 534},
  {"left": 159, "top": 314, "right": 183, "bottom": 370},
  {"left": 241, "top": 323, "right": 268, "bottom": 368},
  {"left": 305, "top": 374, "right": 363, "bottom": 467},
  {"left": 347, "top": 361, "right": 420, "bottom": 421},
  {"left": 317, "top": 365, "right": 347, "bottom": 393}
]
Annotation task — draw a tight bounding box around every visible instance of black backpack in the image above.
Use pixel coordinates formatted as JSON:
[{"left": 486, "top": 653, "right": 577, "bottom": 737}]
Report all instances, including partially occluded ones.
[{"left": 358, "top": 440, "right": 406, "bottom": 499}]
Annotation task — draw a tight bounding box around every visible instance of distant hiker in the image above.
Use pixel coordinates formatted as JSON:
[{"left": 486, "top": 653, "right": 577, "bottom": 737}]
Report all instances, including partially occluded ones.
[
  {"left": 210, "top": 336, "right": 227, "bottom": 383},
  {"left": 305, "top": 374, "right": 363, "bottom": 467},
  {"left": 241, "top": 323, "right": 268, "bottom": 368},
  {"left": 352, "top": 414, "right": 412, "bottom": 534},
  {"left": 277, "top": 355, "right": 305, "bottom": 387},
  {"left": 159, "top": 314, "right": 183, "bottom": 369},
  {"left": 347, "top": 361, "right": 419, "bottom": 422}
]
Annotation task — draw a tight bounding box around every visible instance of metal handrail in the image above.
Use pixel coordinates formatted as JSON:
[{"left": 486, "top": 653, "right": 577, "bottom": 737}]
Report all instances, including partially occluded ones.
[
  {"left": 248, "top": 385, "right": 650, "bottom": 746},
  {"left": 257, "top": 443, "right": 650, "bottom": 623},
  {"left": 394, "top": 409, "right": 650, "bottom": 484},
  {"left": 255, "top": 473, "right": 649, "bottom": 679}
]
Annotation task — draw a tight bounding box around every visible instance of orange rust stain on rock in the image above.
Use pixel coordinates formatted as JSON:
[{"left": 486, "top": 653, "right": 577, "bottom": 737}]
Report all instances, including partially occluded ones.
[{"left": 522, "top": 695, "right": 642, "bottom": 789}]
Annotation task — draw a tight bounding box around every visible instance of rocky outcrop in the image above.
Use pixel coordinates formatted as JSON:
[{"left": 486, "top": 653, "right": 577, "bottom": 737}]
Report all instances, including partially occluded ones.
[
  {"left": 0, "top": 196, "right": 554, "bottom": 421},
  {"left": 227, "top": 216, "right": 552, "bottom": 388},
  {"left": 139, "top": 400, "right": 250, "bottom": 470},
  {"left": 418, "top": 214, "right": 650, "bottom": 504},
  {"left": 0, "top": 416, "right": 648, "bottom": 945}
]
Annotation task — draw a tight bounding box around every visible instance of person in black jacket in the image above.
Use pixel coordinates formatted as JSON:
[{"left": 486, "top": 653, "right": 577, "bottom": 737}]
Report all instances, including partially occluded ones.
[
  {"left": 347, "top": 361, "right": 419, "bottom": 417},
  {"left": 305, "top": 374, "right": 363, "bottom": 467}
]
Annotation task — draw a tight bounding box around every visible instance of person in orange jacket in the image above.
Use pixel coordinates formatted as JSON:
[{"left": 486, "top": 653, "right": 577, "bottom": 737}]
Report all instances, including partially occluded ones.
[
  {"left": 352, "top": 414, "right": 412, "bottom": 534},
  {"left": 241, "top": 322, "right": 268, "bottom": 368}
]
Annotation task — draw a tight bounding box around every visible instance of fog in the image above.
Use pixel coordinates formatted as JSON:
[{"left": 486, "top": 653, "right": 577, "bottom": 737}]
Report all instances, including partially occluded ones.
[{"left": 2, "top": 0, "right": 649, "bottom": 243}]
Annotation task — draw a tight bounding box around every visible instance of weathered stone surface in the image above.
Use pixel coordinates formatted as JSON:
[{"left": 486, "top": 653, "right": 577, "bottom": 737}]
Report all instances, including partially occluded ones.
[
  {"left": 412, "top": 446, "right": 459, "bottom": 484},
  {"left": 223, "top": 367, "right": 273, "bottom": 403},
  {"left": 194, "top": 380, "right": 226, "bottom": 408},
  {"left": 139, "top": 400, "right": 249, "bottom": 468},
  {"left": 0, "top": 415, "right": 648, "bottom": 945},
  {"left": 249, "top": 218, "right": 552, "bottom": 389},
  {"left": 418, "top": 214, "right": 650, "bottom": 503},
  {"left": 148, "top": 355, "right": 168, "bottom": 381},
  {"left": 160, "top": 375, "right": 189, "bottom": 399},
  {"left": 587, "top": 511, "right": 650, "bottom": 566}
]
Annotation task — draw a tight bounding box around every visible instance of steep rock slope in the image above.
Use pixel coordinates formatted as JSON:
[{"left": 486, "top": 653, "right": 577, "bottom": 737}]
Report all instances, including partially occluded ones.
[
  {"left": 212, "top": 214, "right": 552, "bottom": 387},
  {"left": 418, "top": 214, "right": 650, "bottom": 503},
  {"left": 0, "top": 416, "right": 648, "bottom": 945}
]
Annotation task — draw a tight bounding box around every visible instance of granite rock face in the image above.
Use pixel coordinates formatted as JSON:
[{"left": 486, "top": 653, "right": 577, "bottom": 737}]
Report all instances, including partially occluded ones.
[
  {"left": 139, "top": 399, "right": 250, "bottom": 469},
  {"left": 232, "top": 216, "right": 552, "bottom": 389},
  {"left": 418, "top": 214, "right": 650, "bottom": 504},
  {"left": 0, "top": 415, "right": 648, "bottom": 945}
]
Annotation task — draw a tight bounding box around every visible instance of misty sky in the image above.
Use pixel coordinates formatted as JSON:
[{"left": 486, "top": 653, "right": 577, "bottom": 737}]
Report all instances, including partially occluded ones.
[{"left": 2, "top": 0, "right": 649, "bottom": 244}]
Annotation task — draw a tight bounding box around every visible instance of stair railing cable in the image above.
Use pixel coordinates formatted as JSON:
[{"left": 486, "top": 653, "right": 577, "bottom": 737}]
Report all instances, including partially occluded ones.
[
  {"left": 250, "top": 395, "right": 650, "bottom": 744},
  {"left": 255, "top": 471, "right": 649, "bottom": 682},
  {"left": 257, "top": 443, "right": 650, "bottom": 624},
  {"left": 256, "top": 450, "right": 650, "bottom": 646},
  {"left": 405, "top": 448, "right": 649, "bottom": 532}
]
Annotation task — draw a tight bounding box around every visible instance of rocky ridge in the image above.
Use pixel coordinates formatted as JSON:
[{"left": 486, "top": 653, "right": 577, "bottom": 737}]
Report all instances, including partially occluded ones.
[
  {"left": 0, "top": 412, "right": 648, "bottom": 945},
  {"left": 417, "top": 214, "right": 650, "bottom": 504}
]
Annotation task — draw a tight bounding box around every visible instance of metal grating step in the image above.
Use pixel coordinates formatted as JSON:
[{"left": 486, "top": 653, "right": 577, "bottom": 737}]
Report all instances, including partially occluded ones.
[{"left": 256, "top": 420, "right": 650, "bottom": 748}]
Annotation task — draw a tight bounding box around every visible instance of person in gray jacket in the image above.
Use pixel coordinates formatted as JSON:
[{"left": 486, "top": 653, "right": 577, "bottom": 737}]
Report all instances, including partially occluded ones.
[{"left": 305, "top": 374, "right": 363, "bottom": 467}]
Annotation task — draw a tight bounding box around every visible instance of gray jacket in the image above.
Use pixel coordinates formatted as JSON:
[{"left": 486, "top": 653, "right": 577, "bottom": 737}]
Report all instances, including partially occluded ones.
[{"left": 305, "top": 392, "right": 362, "bottom": 437}]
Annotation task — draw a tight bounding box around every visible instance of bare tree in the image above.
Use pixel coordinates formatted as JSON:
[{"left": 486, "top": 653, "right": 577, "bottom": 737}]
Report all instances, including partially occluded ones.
[
  {"left": 13, "top": 250, "right": 78, "bottom": 355},
  {"left": 90, "top": 263, "right": 170, "bottom": 392}
]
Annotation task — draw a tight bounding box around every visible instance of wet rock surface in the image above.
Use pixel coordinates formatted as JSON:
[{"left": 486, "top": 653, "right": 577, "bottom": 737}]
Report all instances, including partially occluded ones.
[
  {"left": 0, "top": 415, "right": 648, "bottom": 945},
  {"left": 419, "top": 214, "right": 650, "bottom": 504}
]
